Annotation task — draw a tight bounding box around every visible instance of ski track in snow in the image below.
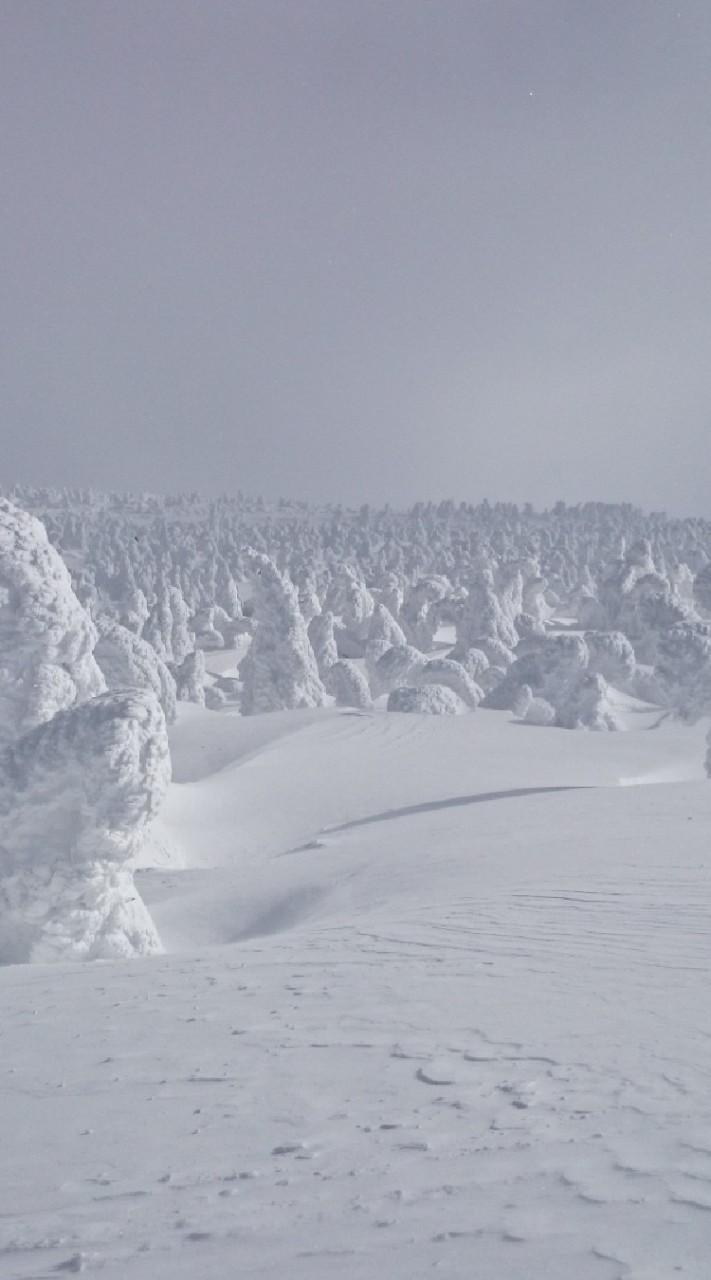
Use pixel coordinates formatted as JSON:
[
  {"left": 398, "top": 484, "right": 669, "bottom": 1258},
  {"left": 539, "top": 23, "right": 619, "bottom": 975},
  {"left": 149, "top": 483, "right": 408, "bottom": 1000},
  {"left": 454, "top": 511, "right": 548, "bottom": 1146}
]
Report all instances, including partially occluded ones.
[{"left": 2, "top": 706, "right": 711, "bottom": 1279}]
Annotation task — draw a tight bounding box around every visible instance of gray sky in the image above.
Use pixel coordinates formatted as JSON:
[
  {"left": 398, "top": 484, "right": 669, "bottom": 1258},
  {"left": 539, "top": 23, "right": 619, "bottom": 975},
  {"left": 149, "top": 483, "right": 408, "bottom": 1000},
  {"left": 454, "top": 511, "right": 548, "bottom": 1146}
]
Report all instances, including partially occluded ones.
[{"left": 2, "top": 1, "right": 710, "bottom": 514}]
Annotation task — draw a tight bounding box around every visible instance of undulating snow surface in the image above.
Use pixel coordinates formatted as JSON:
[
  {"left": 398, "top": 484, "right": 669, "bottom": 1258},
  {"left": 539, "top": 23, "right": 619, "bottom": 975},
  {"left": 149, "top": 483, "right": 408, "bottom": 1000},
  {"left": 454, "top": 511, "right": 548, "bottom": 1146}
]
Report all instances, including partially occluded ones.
[{"left": 2, "top": 700, "right": 711, "bottom": 1279}]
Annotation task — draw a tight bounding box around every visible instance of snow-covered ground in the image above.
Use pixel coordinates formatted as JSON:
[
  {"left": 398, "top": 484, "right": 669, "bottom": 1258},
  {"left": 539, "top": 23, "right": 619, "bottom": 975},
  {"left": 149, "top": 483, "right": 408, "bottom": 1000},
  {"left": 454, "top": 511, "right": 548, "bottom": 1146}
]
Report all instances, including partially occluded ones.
[{"left": 2, "top": 703, "right": 711, "bottom": 1279}]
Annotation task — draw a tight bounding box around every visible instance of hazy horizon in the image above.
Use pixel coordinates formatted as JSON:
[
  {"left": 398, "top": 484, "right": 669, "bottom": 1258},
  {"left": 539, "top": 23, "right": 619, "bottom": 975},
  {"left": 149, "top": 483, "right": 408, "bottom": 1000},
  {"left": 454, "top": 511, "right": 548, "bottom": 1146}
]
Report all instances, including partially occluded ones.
[{"left": 2, "top": 2, "right": 710, "bottom": 517}]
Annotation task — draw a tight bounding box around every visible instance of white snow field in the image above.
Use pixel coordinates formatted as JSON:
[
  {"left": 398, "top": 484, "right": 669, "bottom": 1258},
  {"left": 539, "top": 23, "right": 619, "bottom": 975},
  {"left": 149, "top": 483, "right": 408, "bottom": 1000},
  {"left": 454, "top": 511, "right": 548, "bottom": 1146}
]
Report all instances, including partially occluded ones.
[{"left": 2, "top": 702, "right": 711, "bottom": 1279}]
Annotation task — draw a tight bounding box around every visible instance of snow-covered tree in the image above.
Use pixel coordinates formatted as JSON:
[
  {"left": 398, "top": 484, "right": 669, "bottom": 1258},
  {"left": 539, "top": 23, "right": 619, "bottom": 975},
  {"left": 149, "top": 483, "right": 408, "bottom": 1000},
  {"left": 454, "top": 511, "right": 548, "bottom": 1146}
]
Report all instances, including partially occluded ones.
[
  {"left": 584, "top": 630, "right": 636, "bottom": 687},
  {"left": 0, "top": 689, "right": 169, "bottom": 963},
  {"left": 174, "top": 648, "right": 207, "bottom": 706},
  {"left": 308, "top": 611, "right": 340, "bottom": 678},
  {"left": 191, "top": 606, "right": 226, "bottom": 650},
  {"left": 487, "top": 633, "right": 619, "bottom": 729},
  {"left": 240, "top": 552, "right": 327, "bottom": 714},
  {"left": 451, "top": 571, "right": 517, "bottom": 667},
  {"left": 325, "top": 659, "right": 373, "bottom": 709},
  {"left": 370, "top": 644, "right": 425, "bottom": 699},
  {"left": 387, "top": 684, "right": 464, "bottom": 715},
  {"left": 95, "top": 623, "right": 177, "bottom": 723},
  {"left": 400, "top": 575, "right": 449, "bottom": 652},
  {"left": 368, "top": 602, "right": 407, "bottom": 650},
  {"left": 412, "top": 657, "right": 483, "bottom": 708},
  {"left": 0, "top": 500, "right": 105, "bottom": 747}
]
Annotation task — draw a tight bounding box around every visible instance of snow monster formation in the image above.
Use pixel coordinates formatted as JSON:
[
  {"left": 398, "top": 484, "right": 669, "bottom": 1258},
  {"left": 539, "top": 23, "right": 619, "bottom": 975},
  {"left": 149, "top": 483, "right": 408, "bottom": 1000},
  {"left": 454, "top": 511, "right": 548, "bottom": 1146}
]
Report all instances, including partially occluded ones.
[
  {"left": 0, "top": 498, "right": 105, "bottom": 744},
  {"left": 0, "top": 500, "right": 169, "bottom": 963},
  {"left": 240, "top": 551, "right": 328, "bottom": 714},
  {"left": 0, "top": 691, "right": 170, "bottom": 963}
]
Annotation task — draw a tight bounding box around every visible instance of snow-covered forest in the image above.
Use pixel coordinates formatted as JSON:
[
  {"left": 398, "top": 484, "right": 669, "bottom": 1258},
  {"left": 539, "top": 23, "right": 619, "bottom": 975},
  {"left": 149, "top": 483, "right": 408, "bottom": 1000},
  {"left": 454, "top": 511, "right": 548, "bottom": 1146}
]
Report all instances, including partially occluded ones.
[{"left": 2, "top": 487, "right": 711, "bottom": 1278}]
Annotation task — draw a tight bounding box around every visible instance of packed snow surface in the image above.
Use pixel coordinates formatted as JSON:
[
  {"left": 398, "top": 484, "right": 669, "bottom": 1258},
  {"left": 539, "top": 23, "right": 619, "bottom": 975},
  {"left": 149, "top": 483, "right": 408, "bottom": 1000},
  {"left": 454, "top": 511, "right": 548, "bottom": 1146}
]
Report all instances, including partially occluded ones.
[{"left": 2, "top": 701, "right": 711, "bottom": 1278}]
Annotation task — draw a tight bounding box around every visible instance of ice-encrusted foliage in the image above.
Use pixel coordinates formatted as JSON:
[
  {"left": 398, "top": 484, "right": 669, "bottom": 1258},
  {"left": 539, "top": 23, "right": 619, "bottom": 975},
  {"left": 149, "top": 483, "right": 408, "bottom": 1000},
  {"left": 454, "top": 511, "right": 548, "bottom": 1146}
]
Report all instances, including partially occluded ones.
[
  {"left": 693, "top": 562, "right": 711, "bottom": 615},
  {"left": 296, "top": 570, "right": 321, "bottom": 626},
  {"left": 368, "top": 602, "right": 408, "bottom": 651},
  {"left": 308, "top": 611, "right": 340, "bottom": 678},
  {"left": 412, "top": 657, "right": 482, "bottom": 708},
  {"left": 0, "top": 690, "right": 169, "bottom": 963},
  {"left": 488, "top": 634, "right": 620, "bottom": 730},
  {"left": 400, "top": 576, "right": 449, "bottom": 652},
  {"left": 95, "top": 623, "right": 177, "bottom": 723},
  {"left": 653, "top": 621, "right": 711, "bottom": 720},
  {"left": 556, "top": 671, "right": 620, "bottom": 731},
  {"left": 451, "top": 571, "right": 517, "bottom": 668},
  {"left": 325, "top": 659, "right": 373, "bottom": 709},
  {"left": 584, "top": 631, "right": 637, "bottom": 687},
  {"left": 12, "top": 487, "right": 711, "bottom": 750},
  {"left": 192, "top": 606, "right": 226, "bottom": 650},
  {"left": 174, "top": 648, "right": 206, "bottom": 706},
  {"left": 387, "top": 684, "right": 464, "bottom": 715},
  {"left": 370, "top": 644, "right": 425, "bottom": 699},
  {"left": 0, "top": 500, "right": 105, "bottom": 745},
  {"left": 372, "top": 571, "right": 404, "bottom": 619},
  {"left": 456, "top": 647, "right": 490, "bottom": 682},
  {"left": 240, "top": 552, "right": 327, "bottom": 714}
]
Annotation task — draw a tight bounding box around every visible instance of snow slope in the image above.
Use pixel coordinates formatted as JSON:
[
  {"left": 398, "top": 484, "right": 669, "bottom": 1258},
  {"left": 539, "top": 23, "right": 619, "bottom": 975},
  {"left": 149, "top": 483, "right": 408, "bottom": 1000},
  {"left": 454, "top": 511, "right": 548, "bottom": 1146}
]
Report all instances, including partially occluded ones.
[{"left": 2, "top": 704, "right": 711, "bottom": 1279}]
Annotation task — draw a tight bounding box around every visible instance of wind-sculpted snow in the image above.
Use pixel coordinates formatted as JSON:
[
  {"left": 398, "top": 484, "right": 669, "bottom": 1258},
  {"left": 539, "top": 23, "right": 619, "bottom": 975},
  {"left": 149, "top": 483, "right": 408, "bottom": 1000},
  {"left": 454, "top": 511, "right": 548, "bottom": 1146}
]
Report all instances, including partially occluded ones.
[
  {"left": 0, "top": 683, "right": 710, "bottom": 1275},
  {"left": 0, "top": 689, "right": 169, "bottom": 963},
  {"left": 240, "top": 552, "right": 327, "bottom": 714},
  {"left": 0, "top": 499, "right": 105, "bottom": 744}
]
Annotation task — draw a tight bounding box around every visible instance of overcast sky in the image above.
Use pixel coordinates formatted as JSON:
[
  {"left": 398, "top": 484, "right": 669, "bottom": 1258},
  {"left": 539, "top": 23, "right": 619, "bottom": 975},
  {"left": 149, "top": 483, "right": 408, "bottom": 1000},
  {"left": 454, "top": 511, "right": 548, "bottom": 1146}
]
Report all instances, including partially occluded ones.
[{"left": 2, "top": 1, "right": 710, "bottom": 513}]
